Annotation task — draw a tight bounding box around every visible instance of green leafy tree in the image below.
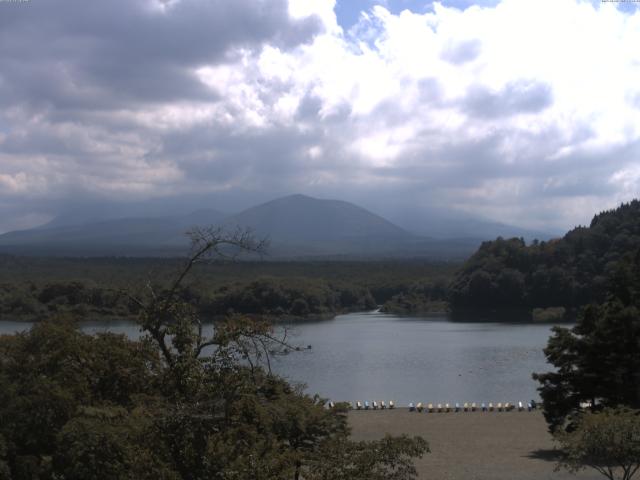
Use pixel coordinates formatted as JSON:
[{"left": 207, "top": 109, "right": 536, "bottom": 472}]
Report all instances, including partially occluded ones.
[
  {"left": 306, "top": 434, "right": 429, "bottom": 480},
  {"left": 0, "top": 434, "right": 10, "bottom": 480},
  {"left": 554, "top": 407, "right": 640, "bottom": 480},
  {"left": 55, "top": 406, "right": 177, "bottom": 480},
  {"left": 0, "top": 317, "right": 160, "bottom": 477},
  {"left": 533, "top": 252, "right": 640, "bottom": 432}
]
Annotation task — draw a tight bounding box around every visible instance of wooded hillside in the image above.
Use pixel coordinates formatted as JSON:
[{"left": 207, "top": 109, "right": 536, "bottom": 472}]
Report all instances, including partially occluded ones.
[{"left": 449, "top": 200, "right": 640, "bottom": 310}]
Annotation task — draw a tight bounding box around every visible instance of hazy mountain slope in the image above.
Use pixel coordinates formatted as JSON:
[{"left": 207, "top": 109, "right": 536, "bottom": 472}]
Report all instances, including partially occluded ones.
[
  {"left": 222, "top": 194, "right": 418, "bottom": 254},
  {"left": 225, "top": 194, "right": 410, "bottom": 241},
  {"left": 0, "top": 194, "right": 481, "bottom": 258},
  {"left": 0, "top": 209, "right": 225, "bottom": 254},
  {"left": 386, "top": 208, "right": 556, "bottom": 241}
]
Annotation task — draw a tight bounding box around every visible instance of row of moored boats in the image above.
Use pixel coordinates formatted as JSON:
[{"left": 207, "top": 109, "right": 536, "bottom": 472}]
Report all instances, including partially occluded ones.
[
  {"left": 327, "top": 400, "right": 538, "bottom": 412},
  {"left": 406, "top": 401, "right": 538, "bottom": 412}
]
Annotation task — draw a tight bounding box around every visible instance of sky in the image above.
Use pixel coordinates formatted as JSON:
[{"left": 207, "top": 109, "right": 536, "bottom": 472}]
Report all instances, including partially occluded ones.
[{"left": 1, "top": 0, "right": 640, "bottom": 234}]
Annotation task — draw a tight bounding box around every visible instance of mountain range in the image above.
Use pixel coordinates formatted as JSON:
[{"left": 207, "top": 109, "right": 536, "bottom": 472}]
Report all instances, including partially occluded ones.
[{"left": 0, "top": 194, "right": 553, "bottom": 259}]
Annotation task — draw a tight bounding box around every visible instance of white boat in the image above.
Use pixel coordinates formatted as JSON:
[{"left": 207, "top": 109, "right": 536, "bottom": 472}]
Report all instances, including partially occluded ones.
[
  {"left": 389, "top": 400, "right": 395, "bottom": 409},
  {"left": 409, "top": 402, "right": 415, "bottom": 412}
]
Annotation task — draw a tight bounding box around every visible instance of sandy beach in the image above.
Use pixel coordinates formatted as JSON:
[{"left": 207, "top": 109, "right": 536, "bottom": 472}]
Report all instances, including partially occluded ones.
[{"left": 349, "top": 409, "right": 601, "bottom": 480}]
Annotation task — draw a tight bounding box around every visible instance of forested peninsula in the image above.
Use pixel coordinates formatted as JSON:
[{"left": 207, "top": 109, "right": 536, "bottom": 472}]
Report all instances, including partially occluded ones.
[
  {"left": 381, "top": 201, "right": 640, "bottom": 319},
  {"left": 0, "top": 258, "right": 455, "bottom": 322}
]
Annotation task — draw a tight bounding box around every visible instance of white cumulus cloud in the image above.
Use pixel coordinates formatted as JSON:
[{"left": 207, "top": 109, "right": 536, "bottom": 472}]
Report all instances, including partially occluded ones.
[{"left": 0, "top": 0, "right": 639, "bottom": 233}]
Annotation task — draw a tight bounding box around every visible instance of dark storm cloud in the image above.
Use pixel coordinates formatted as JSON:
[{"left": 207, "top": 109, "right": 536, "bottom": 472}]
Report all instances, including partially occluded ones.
[
  {"left": 161, "top": 124, "right": 316, "bottom": 183},
  {"left": 0, "top": 0, "right": 321, "bottom": 108},
  {"left": 0, "top": 0, "right": 325, "bottom": 232},
  {"left": 158, "top": 108, "right": 355, "bottom": 192},
  {"left": 295, "top": 94, "right": 325, "bottom": 121},
  {"left": 462, "top": 80, "right": 554, "bottom": 118}
]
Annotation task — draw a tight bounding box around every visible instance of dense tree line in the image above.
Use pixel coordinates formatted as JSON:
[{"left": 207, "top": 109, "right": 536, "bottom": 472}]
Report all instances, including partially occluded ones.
[
  {"left": 205, "top": 278, "right": 376, "bottom": 318},
  {"left": 380, "top": 279, "right": 449, "bottom": 315},
  {"left": 0, "top": 257, "right": 457, "bottom": 321},
  {"left": 533, "top": 250, "right": 640, "bottom": 479},
  {"left": 450, "top": 201, "right": 640, "bottom": 310},
  {"left": 0, "top": 256, "right": 456, "bottom": 304},
  {"left": 0, "top": 282, "right": 136, "bottom": 320},
  {"left": 533, "top": 250, "right": 640, "bottom": 433},
  {"left": 0, "top": 277, "right": 376, "bottom": 322}
]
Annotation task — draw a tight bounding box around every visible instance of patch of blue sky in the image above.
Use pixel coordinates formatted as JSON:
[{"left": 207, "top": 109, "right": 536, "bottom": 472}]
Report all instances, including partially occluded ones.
[
  {"left": 335, "top": 0, "right": 500, "bottom": 30},
  {"left": 583, "top": 0, "right": 639, "bottom": 12},
  {"left": 335, "top": 0, "right": 637, "bottom": 31},
  {"left": 613, "top": 1, "right": 640, "bottom": 13}
]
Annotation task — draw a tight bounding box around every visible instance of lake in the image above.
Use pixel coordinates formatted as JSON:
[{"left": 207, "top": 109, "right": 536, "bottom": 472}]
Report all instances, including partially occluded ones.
[{"left": 0, "top": 310, "right": 560, "bottom": 406}]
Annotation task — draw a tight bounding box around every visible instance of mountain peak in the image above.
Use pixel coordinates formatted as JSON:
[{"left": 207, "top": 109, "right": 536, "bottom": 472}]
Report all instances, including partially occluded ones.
[
  {"left": 267, "top": 193, "right": 323, "bottom": 204},
  {"left": 223, "top": 194, "right": 412, "bottom": 251},
  {"left": 280, "top": 193, "right": 315, "bottom": 200}
]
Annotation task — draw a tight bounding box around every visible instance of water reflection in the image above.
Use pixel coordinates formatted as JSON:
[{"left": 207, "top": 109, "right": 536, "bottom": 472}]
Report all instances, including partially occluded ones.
[{"left": 274, "top": 311, "right": 556, "bottom": 405}]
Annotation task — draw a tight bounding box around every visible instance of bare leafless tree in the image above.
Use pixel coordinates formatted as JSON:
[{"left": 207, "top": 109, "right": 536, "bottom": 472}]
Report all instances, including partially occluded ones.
[{"left": 126, "top": 226, "right": 294, "bottom": 374}]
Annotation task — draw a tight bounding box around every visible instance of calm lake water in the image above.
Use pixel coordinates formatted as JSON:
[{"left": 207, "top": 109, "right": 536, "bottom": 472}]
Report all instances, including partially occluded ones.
[{"left": 0, "top": 311, "right": 560, "bottom": 406}]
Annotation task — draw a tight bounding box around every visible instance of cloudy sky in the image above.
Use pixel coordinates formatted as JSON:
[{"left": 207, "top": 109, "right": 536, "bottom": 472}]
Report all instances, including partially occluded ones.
[{"left": 1, "top": 0, "right": 639, "bottom": 234}]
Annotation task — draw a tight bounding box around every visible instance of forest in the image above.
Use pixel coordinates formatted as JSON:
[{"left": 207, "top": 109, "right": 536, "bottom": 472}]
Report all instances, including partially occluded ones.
[
  {"left": 0, "top": 256, "right": 457, "bottom": 322},
  {"left": 448, "top": 200, "right": 640, "bottom": 314}
]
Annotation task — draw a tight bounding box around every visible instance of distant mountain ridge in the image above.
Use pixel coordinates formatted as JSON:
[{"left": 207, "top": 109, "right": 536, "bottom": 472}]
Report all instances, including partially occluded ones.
[
  {"left": 385, "top": 207, "right": 555, "bottom": 241},
  {"left": 0, "top": 194, "right": 538, "bottom": 259},
  {"left": 0, "top": 209, "right": 225, "bottom": 255}
]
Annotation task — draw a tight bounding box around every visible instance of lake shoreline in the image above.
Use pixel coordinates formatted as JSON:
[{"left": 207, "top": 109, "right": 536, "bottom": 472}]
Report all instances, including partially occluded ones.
[
  {"left": 2, "top": 311, "right": 556, "bottom": 410},
  {"left": 0, "top": 306, "right": 576, "bottom": 325}
]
